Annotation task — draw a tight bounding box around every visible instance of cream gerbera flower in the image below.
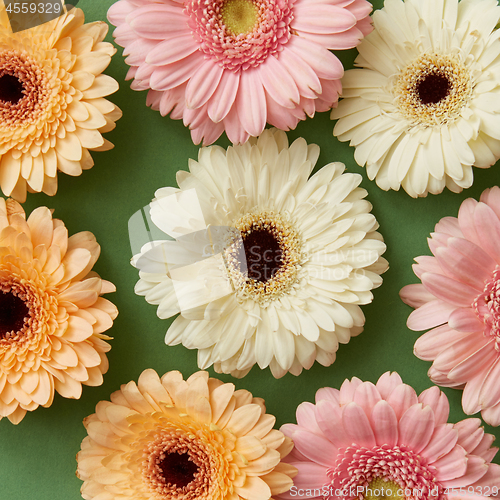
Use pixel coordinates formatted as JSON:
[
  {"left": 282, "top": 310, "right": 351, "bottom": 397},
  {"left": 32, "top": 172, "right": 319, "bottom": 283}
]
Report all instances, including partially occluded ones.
[
  {"left": 0, "top": 5, "right": 121, "bottom": 202},
  {"left": 132, "top": 129, "right": 388, "bottom": 378},
  {"left": 0, "top": 199, "right": 118, "bottom": 424},
  {"left": 332, "top": 0, "right": 500, "bottom": 197},
  {"left": 76, "top": 369, "right": 296, "bottom": 500}
]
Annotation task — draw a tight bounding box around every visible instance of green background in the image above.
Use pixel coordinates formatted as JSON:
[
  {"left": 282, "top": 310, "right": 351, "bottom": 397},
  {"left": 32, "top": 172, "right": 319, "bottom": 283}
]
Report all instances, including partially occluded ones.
[{"left": 2, "top": 0, "right": 500, "bottom": 498}]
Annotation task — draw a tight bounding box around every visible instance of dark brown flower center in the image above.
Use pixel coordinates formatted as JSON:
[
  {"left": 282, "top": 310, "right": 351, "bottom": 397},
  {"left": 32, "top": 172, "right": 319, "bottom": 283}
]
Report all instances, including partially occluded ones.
[
  {"left": 0, "top": 73, "right": 24, "bottom": 104},
  {"left": 0, "top": 290, "right": 29, "bottom": 339},
  {"left": 242, "top": 227, "right": 283, "bottom": 282},
  {"left": 158, "top": 451, "right": 198, "bottom": 488},
  {"left": 416, "top": 72, "right": 450, "bottom": 105}
]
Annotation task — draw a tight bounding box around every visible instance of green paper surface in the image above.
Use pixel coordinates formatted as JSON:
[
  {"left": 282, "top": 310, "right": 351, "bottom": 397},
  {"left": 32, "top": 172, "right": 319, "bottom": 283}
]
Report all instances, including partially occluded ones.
[{"left": 1, "top": 0, "right": 500, "bottom": 498}]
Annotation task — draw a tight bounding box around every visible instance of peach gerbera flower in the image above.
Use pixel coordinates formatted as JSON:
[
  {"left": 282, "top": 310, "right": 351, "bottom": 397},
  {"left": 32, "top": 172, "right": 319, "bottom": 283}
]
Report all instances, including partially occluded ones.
[
  {"left": 0, "top": 199, "right": 118, "bottom": 424},
  {"left": 401, "top": 186, "right": 500, "bottom": 427},
  {"left": 77, "top": 369, "right": 296, "bottom": 500},
  {"left": 278, "top": 373, "right": 500, "bottom": 500},
  {"left": 107, "top": 0, "right": 372, "bottom": 145},
  {"left": 0, "top": 6, "right": 121, "bottom": 202}
]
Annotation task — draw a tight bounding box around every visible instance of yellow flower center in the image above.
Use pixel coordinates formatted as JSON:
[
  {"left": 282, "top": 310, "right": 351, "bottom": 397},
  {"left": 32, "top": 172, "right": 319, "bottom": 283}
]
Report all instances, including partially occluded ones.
[
  {"left": 365, "top": 478, "right": 405, "bottom": 500},
  {"left": 394, "top": 52, "right": 473, "bottom": 127},
  {"left": 221, "top": 0, "right": 259, "bottom": 35}
]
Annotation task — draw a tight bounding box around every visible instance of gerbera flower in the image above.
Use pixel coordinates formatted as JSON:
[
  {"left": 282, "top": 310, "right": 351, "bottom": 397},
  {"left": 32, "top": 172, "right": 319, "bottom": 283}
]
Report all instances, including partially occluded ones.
[
  {"left": 277, "top": 372, "right": 500, "bottom": 500},
  {"left": 0, "top": 199, "right": 117, "bottom": 424},
  {"left": 76, "top": 368, "right": 296, "bottom": 500},
  {"left": 400, "top": 186, "right": 500, "bottom": 427},
  {"left": 0, "top": 5, "right": 121, "bottom": 202},
  {"left": 332, "top": 0, "right": 500, "bottom": 198},
  {"left": 107, "top": 0, "right": 372, "bottom": 146},
  {"left": 132, "top": 129, "right": 388, "bottom": 378}
]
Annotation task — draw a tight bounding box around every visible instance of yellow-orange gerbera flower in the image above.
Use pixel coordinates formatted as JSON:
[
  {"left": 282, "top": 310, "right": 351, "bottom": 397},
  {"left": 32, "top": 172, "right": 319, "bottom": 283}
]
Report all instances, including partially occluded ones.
[
  {"left": 0, "top": 6, "right": 121, "bottom": 202},
  {"left": 77, "top": 369, "right": 296, "bottom": 500},
  {"left": 0, "top": 199, "right": 118, "bottom": 424}
]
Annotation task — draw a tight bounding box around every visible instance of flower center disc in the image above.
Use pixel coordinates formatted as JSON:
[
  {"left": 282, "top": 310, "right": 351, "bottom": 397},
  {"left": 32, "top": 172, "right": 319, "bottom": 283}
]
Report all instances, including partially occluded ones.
[
  {"left": 242, "top": 227, "right": 283, "bottom": 282},
  {"left": 221, "top": 0, "right": 259, "bottom": 35},
  {"left": 365, "top": 478, "right": 405, "bottom": 500},
  {"left": 0, "top": 290, "right": 29, "bottom": 339},
  {"left": 394, "top": 52, "right": 473, "bottom": 127},
  {"left": 415, "top": 73, "right": 450, "bottom": 105},
  {"left": 159, "top": 451, "right": 198, "bottom": 488},
  {"left": 0, "top": 73, "right": 24, "bottom": 104}
]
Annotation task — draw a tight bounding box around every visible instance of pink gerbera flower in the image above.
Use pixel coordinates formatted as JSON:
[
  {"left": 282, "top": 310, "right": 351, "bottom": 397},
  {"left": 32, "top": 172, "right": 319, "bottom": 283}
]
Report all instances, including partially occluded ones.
[
  {"left": 401, "top": 187, "right": 500, "bottom": 427},
  {"left": 277, "top": 373, "right": 500, "bottom": 500},
  {"left": 107, "top": 0, "right": 372, "bottom": 145}
]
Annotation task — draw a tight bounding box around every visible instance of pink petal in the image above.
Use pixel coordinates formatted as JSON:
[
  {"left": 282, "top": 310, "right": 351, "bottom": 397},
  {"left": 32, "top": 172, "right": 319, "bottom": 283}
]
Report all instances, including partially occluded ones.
[
  {"left": 414, "top": 325, "right": 472, "bottom": 361},
  {"left": 108, "top": 0, "right": 134, "bottom": 25},
  {"left": 386, "top": 384, "right": 418, "bottom": 420},
  {"left": 259, "top": 55, "right": 300, "bottom": 109},
  {"left": 296, "top": 402, "right": 322, "bottom": 435},
  {"left": 129, "top": 5, "right": 188, "bottom": 39},
  {"left": 223, "top": 105, "right": 249, "bottom": 144},
  {"left": 342, "top": 402, "right": 376, "bottom": 447},
  {"left": 471, "top": 432, "right": 496, "bottom": 459},
  {"left": 434, "top": 445, "right": 468, "bottom": 482},
  {"left": 454, "top": 418, "right": 484, "bottom": 453},
  {"left": 208, "top": 70, "right": 240, "bottom": 123},
  {"left": 418, "top": 386, "right": 449, "bottom": 425},
  {"left": 421, "top": 424, "right": 458, "bottom": 463},
  {"left": 473, "top": 202, "right": 500, "bottom": 264},
  {"left": 293, "top": 4, "right": 356, "bottom": 34},
  {"left": 398, "top": 404, "right": 435, "bottom": 453},
  {"left": 471, "top": 463, "right": 500, "bottom": 488},
  {"left": 293, "top": 26, "right": 364, "bottom": 50},
  {"left": 481, "top": 401, "right": 500, "bottom": 427},
  {"left": 434, "top": 245, "right": 490, "bottom": 290},
  {"left": 278, "top": 47, "right": 322, "bottom": 98},
  {"left": 236, "top": 70, "right": 267, "bottom": 137},
  {"left": 185, "top": 61, "right": 224, "bottom": 110},
  {"left": 370, "top": 400, "right": 398, "bottom": 447},
  {"left": 434, "top": 216, "right": 464, "bottom": 237},
  {"left": 433, "top": 333, "right": 491, "bottom": 373},
  {"left": 462, "top": 373, "right": 486, "bottom": 415},
  {"left": 281, "top": 462, "right": 328, "bottom": 495},
  {"left": 421, "top": 272, "right": 478, "bottom": 308},
  {"left": 149, "top": 52, "right": 204, "bottom": 90},
  {"left": 339, "top": 377, "right": 363, "bottom": 405},
  {"left": 447, "top": 339, "right": 497, "bottom": 384},
  {"left": 353, "top": 382, "right": 382, "bottom": 417},
  {"left": 458, "top": 198, "right": 480, "bottom": 244},
  {"left": 480, "top": 186, "right": 500, "bottom": 220},
  {"left": 400, "top": 283, "right": 436, "bottom": 308},
  {"left": 266, "top": 93, "right": 300, "bottom": 130},
  {"left": 446, "top": 236, "right": 496, "bottom": 275},
  {"left": 375, "top": 372, "right": 403, "bottom": 399},
  {"left": 443, "top": 455, "right": 488, "bottom": 487},
  {"left": 124, "top": 38, "right": 158, "bottom": 66},
  {"left": 407, "top": 299, "right": 457, "bottom": 331},
  {"left": 315, "top": 387, "right": 340, "bottom": 404},
  {"left": 413, "top": 255, "right": 443, "bottom": 279},
  {"left": 448, "top": 308, "right": 484, "bottom": 333},
  {"left": 291, "top": 429, "right": 338, "bottom": 467},
  {"left": 478, "top": 357, "right": 500, "bottom": 409},
  {"left": 287, "top": 35, "right": 344, "bottom": 80},
  {"left": 145, "top": 34, "right": 199, "bottom": 66},
  {"left": 316, "top": 399, "right": 350, "bottom": 449}
]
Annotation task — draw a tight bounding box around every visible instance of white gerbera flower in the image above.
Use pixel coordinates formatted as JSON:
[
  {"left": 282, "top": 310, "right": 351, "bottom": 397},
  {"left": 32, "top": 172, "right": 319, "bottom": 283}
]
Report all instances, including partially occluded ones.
[
  {"left": 132, "top": 129, "right": 388, "bottom": 378},
  {"left": 332, "top": 0, "right": 500, "bottom": 197}
]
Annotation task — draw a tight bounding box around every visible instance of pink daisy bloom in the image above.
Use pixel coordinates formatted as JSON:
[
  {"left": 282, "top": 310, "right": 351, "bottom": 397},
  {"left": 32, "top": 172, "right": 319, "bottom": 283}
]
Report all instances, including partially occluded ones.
[
  {"left": 277, "top": 373, "right": 500, "bottom": 500},
  {"left": 107, "top": 0, "right": 373, "bottom": 145},
  {"left": 401, "top": 187, "right": 500, "bottom": 427}
]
